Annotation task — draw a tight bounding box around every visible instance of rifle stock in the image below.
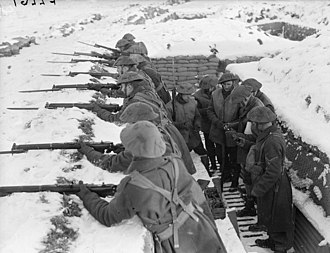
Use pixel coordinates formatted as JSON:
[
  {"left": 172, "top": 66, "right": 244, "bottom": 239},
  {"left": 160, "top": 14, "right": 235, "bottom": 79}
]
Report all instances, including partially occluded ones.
[
  {"left": 7, "top": 102, "right": 122, "bottom": 112},
  {"left": 11, "top": 141, "right": 124, "bottom": 153},
  {"left": 41, "top": 72, "right": 118, "bottom": 78},
  {"left": 19, "top": 83, "right": 119, "bottom": 93},
  {"left": 45, "top": 102, "right": 121, "bottom": 112},
  {"left": 0, "top": 183, "right": 117, "bottom": 197}
]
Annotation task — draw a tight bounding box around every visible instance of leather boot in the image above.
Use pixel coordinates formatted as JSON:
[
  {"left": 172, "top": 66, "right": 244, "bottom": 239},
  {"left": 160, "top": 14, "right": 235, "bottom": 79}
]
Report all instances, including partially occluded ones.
[{"left": 236, "top": 197, "right": 256, "bottom": 217}]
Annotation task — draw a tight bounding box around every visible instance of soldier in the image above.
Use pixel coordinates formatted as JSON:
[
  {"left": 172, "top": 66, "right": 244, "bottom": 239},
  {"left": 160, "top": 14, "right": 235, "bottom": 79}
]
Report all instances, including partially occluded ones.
[
  {"left": 242, "top": 78, "right": 275, "bottom": 113},
  {"left": 88, "top": 71, "right": 166, "bottom": 124},
  {"left": 247, "top": 106, "right": 294, "bottom": 253},
  {"left": 194, "top": 75, "right": 218, "bottom": 176},
  {"left": 79, "top": 102, "right": 196, "bottom": 175},
  {"left": 207, "top": 72, "right": 240, "bottom": 187},
  {"left": 113, "top": 56, "right": 155, "bottom": 90},
  {"left": 115, "top": 37, "right": 149, "bottom": 60},
  {"left": 76, "top": 121, "right": 226, "bottom": 253},
  {"left": 122, "top": 33, "right": 149, "bottom": 56},
  {"left": 166, "top": 82, "right": 210, "bottom": 175},
  {"left": 130, "top": 54, "right": 171, "bottom": 104},
  {"left": 229, "top": 85, "right": 264, "bottom": 215}
]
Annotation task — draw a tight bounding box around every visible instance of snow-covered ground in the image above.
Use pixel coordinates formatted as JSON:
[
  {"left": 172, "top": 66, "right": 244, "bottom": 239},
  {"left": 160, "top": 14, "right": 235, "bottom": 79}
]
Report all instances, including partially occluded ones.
[{"left": 0, "top": 0, "right": 330, "bottom": 252}]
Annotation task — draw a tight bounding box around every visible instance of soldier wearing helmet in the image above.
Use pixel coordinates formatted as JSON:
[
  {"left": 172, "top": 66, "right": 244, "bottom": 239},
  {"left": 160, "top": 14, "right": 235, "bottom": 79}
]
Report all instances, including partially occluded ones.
[
  {"left": 87, "top": 71, "right": 170, "bottom": 127},
  {"left": 76, "top": 120, "right": 226, "bottom": 253},
  {"left": 166, "top": 82, "right": 210, "bottom": 175},
  {"left": 130, "top": 54, "right": 171, "bottom": 104},
  {"left": 246, "top": 106, "right": 294, "bottom": 253},
  {"left": 115, "top": 35, "right": 149, "bottom": 57},
  {"left": 78, "top": 102, "right": 195, "bottom": 175},
  {"left": 194, "top": 75, "right": 218, "bottom": 176},
  {"left": 206, "top": 72, "right": 241, "bottom": 187},
  {"left": 242, "top": 78, "right": 275, "bottom": 113}
]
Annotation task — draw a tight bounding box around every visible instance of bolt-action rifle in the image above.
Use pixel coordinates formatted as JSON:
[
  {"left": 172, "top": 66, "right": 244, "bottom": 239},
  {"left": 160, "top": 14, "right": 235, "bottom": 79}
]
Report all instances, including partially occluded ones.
[
  {"left": 47, "top": 58, "right": 114, "bottom": 66},
  {"left": 0, "top": 183, "right": 117, "bottom": 197},
  {"left": 19, "top": 83, "right": 119, "bottom": 93},
  {"left": 52, "top": 51, "right": 117, "bottom": 60},
  {"left": 41, "top": 71, "right": 118, "bottom": 79},
  {"left": 78, "top": 41, "right": 121, "bottom": 55},
  {"left": 7, "top": 102, "right": 122, "bottom": 112},
  {"left": 0, "top": 141, "right": 125, "bottom": 155}
]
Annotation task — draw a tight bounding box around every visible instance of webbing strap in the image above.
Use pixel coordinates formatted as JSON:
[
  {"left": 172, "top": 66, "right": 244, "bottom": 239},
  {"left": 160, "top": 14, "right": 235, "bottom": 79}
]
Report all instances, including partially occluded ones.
[{"left": 128, "top": 156, "right": 198, "bottom": 248}]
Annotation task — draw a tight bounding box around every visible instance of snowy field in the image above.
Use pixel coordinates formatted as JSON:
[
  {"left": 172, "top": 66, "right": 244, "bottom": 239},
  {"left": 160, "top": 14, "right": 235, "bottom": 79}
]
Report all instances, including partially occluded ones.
[{"left": 0, "top": 0, "right": 330, "bottom": 252}]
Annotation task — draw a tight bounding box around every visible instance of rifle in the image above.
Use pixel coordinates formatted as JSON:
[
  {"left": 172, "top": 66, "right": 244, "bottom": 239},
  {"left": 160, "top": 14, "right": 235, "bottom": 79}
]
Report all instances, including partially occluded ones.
[
  {"left": 19, "top": 83, "right": 119, "bottom": 93},
  {"left": 7, "top": 102, "right": 122, "bottom": 112},
  {"left": 0, "top": 183, "right": 117, "bottom": 197},
  {"left": 0, "top": 141, "right": 125, "bottom": 155},
  {"left": 78, "top": 41, "right": 121, "bottom": 55},
  {"left": 52, "top": 51, "right": 116, "bottom": 60},
  {"left": 47, "top": 58, "right": 114, "bottom": 66},
  {"left": 41, "top": 71, "right": 118, "bottom": 78}
]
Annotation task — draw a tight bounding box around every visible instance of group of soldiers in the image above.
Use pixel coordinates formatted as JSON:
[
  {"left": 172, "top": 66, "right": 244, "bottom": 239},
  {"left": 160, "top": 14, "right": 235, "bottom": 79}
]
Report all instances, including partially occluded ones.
[{"left": 75, "top": 33, "right": 295, "bottom": 253}]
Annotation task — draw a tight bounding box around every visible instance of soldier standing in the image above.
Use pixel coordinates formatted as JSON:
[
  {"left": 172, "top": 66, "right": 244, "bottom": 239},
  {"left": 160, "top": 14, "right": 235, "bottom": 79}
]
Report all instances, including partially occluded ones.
[
  {"left": 247, "top": 106, "right": 294, "bottom": 253},
  {"left": 194, "top": 75, "right": 218, "bottom": 176},
  {"left": 166, "top": 82, "right": 210, "bottom": 175}
]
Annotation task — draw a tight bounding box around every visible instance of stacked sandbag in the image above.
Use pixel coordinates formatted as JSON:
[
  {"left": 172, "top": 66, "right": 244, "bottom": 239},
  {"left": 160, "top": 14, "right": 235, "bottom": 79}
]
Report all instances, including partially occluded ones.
[{"left": 151, "top": 55, "right": 220, "bottom": 89}]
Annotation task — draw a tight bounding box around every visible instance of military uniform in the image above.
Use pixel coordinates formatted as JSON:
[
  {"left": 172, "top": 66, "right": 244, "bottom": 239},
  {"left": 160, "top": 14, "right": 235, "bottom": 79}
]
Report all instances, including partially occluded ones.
[{"left": 77, "top": 121, "right": 225, "bottom": 253}]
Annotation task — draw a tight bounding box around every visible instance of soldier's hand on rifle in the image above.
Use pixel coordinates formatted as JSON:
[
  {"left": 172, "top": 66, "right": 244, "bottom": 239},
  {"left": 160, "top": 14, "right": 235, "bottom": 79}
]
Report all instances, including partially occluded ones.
[
  {"left": 78, "top": 141, "right": 95, "bottom": 155},
  {"left": 235, "top": 136, "right": 246, "bottom": 147},
  {"left": 76, "top": 181, "right": 91, "bottom": 200},
  {"left": 87, "top": 83, "right": 102, "bottom": 91},
  {"left": 111, "top": 143, "right": 125, "bottom": 154}
]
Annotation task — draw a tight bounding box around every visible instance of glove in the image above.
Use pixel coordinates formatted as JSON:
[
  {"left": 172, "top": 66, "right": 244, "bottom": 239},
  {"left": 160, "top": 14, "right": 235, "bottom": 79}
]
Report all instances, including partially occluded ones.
[
  {"left": 235, "top": 136, "right": 246, "bottom": 147},
  {"left": 91, "top": 104, "right": 103, "bottom": 114},
  {"left": 76, "top": 181, "right": 91, "bottom": 200},
  {"left": 111, "top": 143, "right": 125, "bottom": 154},
  {"left": 87, "top": 83, "right": 102, "bottom": 91},
  {"left": 78, "top": 141, "right": 94, "bottom": 155}
]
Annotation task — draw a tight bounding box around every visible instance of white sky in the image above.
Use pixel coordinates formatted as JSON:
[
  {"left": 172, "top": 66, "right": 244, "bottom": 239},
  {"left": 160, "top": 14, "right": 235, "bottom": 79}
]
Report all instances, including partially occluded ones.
[{"left": 0, "top": 0, "right": 329, "bottom": 252}]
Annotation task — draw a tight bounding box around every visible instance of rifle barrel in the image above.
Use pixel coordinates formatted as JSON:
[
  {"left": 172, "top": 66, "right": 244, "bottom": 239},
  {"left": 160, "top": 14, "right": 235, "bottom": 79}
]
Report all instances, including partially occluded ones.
[
  {"left": 0, "top": 183, "right": 117, "bottom": 197},
  {"left": 12, "top": 141, "right": 114, "bottom": 151}
]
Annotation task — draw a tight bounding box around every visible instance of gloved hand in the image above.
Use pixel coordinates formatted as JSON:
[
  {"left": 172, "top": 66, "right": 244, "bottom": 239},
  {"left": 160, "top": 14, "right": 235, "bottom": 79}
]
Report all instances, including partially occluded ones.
[
  {"left": 224, "top": 122, "right": 238, "bottom": 130},
  {"left": 78, "top": 141, "right": 94, "bottom": 155},
  {"left": 235, "top": 136, "right": 246, "bottom": 147},
  {"left": 87, "top": 83, "right": 102, "bottom": 91},
  {"left": 76, "top": 181, "right": 91, "bottom": 200},
  {"left": 111, "top": 143, "right": 125, "bottom": 154},
  {"left": 91, "top": 104, "right": 103, "bottom": 114}
]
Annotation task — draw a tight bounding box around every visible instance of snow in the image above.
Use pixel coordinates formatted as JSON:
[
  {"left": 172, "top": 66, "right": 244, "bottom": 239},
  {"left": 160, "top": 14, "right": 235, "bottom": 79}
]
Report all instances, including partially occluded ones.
[{"left": 1, "top": 0, "right": 330, "bottom": 252}]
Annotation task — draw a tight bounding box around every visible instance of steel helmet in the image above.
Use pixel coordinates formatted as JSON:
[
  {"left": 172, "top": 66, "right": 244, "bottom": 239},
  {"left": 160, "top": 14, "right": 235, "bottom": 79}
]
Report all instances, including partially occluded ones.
[
  {"left": 176, "top": 82, "right": 196, "bottom": 95},
  {"left": 115, "top": 38, "right": 130, "bottom": 48},
  {"left": 242, "top": 78, "right": 262, "bottom": 92},
  {"left": 120, "top": 120, "right": 166, "bottom": 158},
  {"left": 117, "top": 71, "right": 144, "bottom": 84},
  {"left": 247, "top": 106, "right": 276, "bottom": 123},
  {"left": 199, "top": 75, "right": 217, "bottom": 89},
  {"left": 114, "top": 56, "right": 137, "bottom": 66},
  {"left": 119, "top": 102, "right": 158, "bottom": 123},
  {"left": 122, "top": 33, "right": 136, "bottom": 41},
  {"left": 218, "top": 72, "right": 239, "bottom": 84},
  {"left": 230, "top": 85, "right": 253, "bottom": 104}
]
